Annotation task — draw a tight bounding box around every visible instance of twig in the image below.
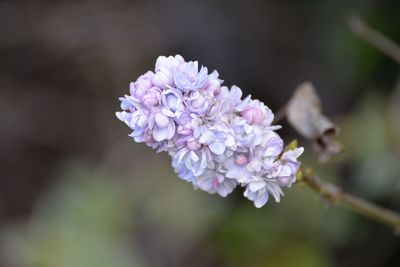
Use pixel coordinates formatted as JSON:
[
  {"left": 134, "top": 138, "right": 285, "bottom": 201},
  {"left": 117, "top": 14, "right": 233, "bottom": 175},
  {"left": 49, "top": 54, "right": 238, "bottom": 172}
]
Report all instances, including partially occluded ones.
[
  {"left": 387, "top": 75, "right": 400, "bottom": 150},
  {"left": 297, "top": 167, "right": 400, "bottom": 234},
  {"left": 348, "top": 14, "right": 400, "bottom": 64}
]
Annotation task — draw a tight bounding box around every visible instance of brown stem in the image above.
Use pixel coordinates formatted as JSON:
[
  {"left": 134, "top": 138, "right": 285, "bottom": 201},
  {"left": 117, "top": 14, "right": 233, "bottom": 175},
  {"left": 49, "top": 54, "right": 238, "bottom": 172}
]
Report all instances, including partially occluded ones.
[
  {"left": 348, "top": 14, "right": 400, "bottom": 64},
  {"left": 297, "top": 168, "right": 400, "bottom": 234}
]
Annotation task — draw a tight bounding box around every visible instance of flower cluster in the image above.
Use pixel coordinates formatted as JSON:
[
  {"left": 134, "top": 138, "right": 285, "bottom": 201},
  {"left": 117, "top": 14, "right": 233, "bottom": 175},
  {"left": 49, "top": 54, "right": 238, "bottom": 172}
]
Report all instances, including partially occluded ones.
[{"left": 116, "top": 55, "right": 303, "bottom": 207}]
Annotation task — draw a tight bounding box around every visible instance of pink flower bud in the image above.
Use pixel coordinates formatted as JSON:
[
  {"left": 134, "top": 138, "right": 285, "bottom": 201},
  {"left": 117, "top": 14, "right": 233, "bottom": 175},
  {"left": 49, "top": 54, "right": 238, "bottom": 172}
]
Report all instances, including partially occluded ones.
[
  {"left": 235, "top": 154, "right": 249, "bottom": 165},
  {"left": 143, "top": 87, "right": 161, "bottom": 107},
  {"left": 187, "top": 140, "right": 202, "bottom": 151},
  {"left": 177, "top": 126, "right": 191, "bottom": 135},
  {"left": 241, "top": 107, "right": 264, "bottom": 124},
  {"left": 177, "top": 113, "right": 193, "bottom": 135},
  {"left": 134, "top": 72, "right": 154, "bottom": 97}
]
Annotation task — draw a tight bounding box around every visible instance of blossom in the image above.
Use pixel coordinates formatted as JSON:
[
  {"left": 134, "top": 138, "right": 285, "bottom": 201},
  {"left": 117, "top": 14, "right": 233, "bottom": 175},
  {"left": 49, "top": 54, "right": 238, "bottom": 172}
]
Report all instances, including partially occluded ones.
[
  {"left": 176, "top": 112, "right": 197, "bottom": 136},
  {"left": 194, "top": 125, "right": 235, "bottom": 155},
  {"left": 116, "top": 54, "right": 303, "bottom": 207},
  {"left": 142, "top": 87, "right": 162, "bottom": 108},
  {"left": 149, "top": 111, "right": 175, "bottom": 142},
  {"left": 276, "top": 147, "right": 304, "bottom": 186},
  {"left": 172, "top": 143, "right": 213, "bottom": 179},
  {"left": 205, "top": 70, "right": 223, "bottom": 95},
  {"left": 161, "top": 88, "right": 185, "bottom": 116},
  {"left": 174, "top": 61, "right": 208, "bottom": 91},
  {"left": 244, "top": 178, "right": 283, "bottom": 208},
  {"left": 223, "top": 152, "right": 252, "bottom": 183},
  {"left": 186, "top": 90, "right": 212, "bottom": 115},
  {"left": 131, "top": 71, "right": 155, "bottom": 99},
  {"left": 153, "top": 55, "right": 184, "bottom": 88},
  {"left": 194, "top": 167, "right": 237, "bottom": 197}
]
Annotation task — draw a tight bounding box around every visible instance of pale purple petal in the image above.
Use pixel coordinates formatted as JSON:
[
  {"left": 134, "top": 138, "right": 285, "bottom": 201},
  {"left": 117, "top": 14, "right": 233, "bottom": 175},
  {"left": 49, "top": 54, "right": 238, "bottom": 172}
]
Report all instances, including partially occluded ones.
[{"left": 116, "top": 54, "right": 303, "bottom": 207}]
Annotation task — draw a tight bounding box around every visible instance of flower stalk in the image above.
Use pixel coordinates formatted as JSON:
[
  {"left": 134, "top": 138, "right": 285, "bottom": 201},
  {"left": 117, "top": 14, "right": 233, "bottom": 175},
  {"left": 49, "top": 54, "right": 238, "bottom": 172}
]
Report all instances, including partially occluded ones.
[{"left": 297, "top": 167, "right": 400, "bottom": 234}]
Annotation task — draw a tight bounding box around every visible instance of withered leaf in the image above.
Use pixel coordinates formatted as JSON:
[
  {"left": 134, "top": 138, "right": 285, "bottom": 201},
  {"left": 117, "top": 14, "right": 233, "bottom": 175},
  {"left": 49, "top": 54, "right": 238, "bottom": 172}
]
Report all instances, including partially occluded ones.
[{"left": 286, "top": 82, "right": 342, "bottom": 162}]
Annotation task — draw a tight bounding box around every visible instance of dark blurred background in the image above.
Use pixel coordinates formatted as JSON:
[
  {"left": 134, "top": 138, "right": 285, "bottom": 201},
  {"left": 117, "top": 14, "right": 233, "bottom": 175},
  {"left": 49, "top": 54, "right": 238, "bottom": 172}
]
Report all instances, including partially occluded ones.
[{"left": 1, "top": 0, "right": 400, "bottom": 266}]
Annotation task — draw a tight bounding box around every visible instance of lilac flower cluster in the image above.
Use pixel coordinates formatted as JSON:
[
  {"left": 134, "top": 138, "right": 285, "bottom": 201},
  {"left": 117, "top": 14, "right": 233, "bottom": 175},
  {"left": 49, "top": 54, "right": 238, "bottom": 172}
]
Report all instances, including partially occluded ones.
[{"left": 116, "top": 55, "right": 303, "bottom": 207}]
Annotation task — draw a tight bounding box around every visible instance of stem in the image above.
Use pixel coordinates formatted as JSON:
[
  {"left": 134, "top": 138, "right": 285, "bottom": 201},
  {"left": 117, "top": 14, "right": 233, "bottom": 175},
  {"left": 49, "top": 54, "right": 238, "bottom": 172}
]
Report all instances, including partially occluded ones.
[
  {"left": 298, "top": 168, "right": 400, "bottom": 234},
  {"left": 348, "top": 14, "right": 400, "bottom": 64}
]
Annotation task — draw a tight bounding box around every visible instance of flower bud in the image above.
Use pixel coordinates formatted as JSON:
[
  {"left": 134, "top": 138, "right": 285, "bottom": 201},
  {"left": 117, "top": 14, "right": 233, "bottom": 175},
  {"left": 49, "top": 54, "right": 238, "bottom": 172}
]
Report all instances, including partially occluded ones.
[
  {"left": 187, "top": 140, "right": 202, "bottom": 151},
  {"left": 176, "top": 113, "right": 193, "bottom": 135},
  {"left": 143, "top": 87, "right": 161, "bottom": 107},
  {"left": 235, "top": 154, "right": 249, "bottom": 166},
  {"left": 241, "top": 107, "right": 264, "bottom": 124},
  {"left": 134, "top": 72, "right": 154, "bottom": 97}
]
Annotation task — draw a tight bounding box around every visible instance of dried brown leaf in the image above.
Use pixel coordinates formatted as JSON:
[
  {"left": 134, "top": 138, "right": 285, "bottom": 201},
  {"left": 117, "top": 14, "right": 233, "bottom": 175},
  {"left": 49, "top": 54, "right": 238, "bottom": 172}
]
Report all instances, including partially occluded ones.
[{"left": 286, "top": 82, "right": 342, "bottom": 162}]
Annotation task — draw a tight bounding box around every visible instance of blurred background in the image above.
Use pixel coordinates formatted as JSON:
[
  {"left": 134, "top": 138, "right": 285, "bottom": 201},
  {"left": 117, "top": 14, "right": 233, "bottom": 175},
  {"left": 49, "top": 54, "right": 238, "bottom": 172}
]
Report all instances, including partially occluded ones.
[{"left": 0, "top": 0, "right": 400, "bottom": 266}]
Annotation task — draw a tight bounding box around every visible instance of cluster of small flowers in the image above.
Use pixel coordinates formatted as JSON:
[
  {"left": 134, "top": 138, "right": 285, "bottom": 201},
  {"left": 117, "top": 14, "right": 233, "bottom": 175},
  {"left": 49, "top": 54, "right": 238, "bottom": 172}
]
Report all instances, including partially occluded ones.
[{"left": 116, "top": 55, "right": 303, "bottom": 207}]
